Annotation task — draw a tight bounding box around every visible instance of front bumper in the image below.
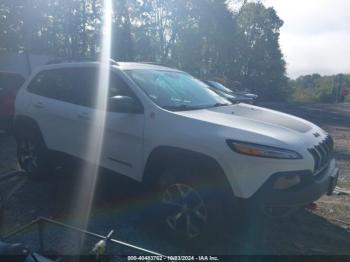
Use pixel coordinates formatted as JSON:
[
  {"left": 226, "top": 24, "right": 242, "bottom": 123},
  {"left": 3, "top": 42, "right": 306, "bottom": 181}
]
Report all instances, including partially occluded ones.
[{"left": 241, "top": 159, "right": 339, "bottom": 208}]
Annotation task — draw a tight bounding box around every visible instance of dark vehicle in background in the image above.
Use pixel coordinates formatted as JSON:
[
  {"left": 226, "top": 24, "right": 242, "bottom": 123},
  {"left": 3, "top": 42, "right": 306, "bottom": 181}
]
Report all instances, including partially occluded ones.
[
  {"left": 0, "top": 72, "right": 25, "bottom": 132},
  {"left": 205, "top": 80, "right": 258, "bottom": 104}
]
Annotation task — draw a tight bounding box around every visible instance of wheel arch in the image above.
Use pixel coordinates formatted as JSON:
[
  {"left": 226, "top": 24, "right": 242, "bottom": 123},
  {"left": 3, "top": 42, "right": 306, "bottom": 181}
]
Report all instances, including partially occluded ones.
[
  {"left": 143, "top": 146, "right": 235, "bottom": 195},
  {"left": 13, "top": 115, "right": 46, "bottom": 145}
]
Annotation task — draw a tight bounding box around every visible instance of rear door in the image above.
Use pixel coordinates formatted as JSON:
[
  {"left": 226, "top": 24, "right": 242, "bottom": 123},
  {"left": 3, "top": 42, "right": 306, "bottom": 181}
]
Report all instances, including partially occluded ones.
[{"left": 26, "top": 69, "right": 78, "bottom": 154}]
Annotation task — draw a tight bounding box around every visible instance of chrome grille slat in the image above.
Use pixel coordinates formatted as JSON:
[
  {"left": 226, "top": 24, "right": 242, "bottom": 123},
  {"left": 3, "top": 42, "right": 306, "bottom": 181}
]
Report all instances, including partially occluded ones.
[
  {"left": 308, "top": 148, "right": 320, "bottom": 171},
  {"left": 308, "top": 135, "right": 334, "bottom": 173},
  {"left": 319, "top": 143, "right": 328, "bottom": 162},
  {"left": 324, "top": 136, "right": 331, "bottom": 154},
  {"left": 315, "top": 145, "right": 324, "bottom": 168},
  {"left": 322, "top": 140, "right": 330, "bottom": 155},
  {"left": 329, "top": 136, "right": 334, "bottom": 154}
]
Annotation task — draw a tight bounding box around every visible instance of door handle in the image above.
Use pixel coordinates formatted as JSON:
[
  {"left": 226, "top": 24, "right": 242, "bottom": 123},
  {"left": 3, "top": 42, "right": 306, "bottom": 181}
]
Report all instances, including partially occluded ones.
[
  {"left": 77, "top": 112, "right": 91, "bottom": 120},
  {"left": 33, "top": 102, "right": 45, "bottom": 109}
]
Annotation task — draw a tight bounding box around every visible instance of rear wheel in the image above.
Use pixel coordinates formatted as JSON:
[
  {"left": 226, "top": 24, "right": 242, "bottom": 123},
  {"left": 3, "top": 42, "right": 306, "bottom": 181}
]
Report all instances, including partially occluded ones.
[{"left": 16, "top": 132, "right": 53, "bottom": 179}]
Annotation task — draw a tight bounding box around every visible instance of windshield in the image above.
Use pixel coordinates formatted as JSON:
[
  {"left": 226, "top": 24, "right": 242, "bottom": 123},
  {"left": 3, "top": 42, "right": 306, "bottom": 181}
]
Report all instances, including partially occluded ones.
[
  {"left": 209, "top": 81, "right": 234, "bottom": 94},
  {"left": 127, "top": 70, "right": 231, "bottom": 111}
]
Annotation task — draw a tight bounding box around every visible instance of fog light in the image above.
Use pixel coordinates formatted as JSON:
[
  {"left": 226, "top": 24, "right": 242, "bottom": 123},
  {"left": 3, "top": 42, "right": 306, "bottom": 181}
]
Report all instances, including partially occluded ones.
[{"left": 274, "top": 175, "right": 301, "bottom": 190}]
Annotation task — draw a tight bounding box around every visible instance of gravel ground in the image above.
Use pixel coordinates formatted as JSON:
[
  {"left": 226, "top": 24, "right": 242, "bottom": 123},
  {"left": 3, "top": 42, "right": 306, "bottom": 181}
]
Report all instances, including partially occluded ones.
[{"left": 0, "top": 102, "right": 349, "bottom": 256}]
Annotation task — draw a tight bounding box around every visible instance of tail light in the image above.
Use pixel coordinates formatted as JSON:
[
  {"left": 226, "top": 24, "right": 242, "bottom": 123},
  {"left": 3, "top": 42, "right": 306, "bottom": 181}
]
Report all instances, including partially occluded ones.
[{"left": 0, "top": 92, "right": 16, "bottom": 115}]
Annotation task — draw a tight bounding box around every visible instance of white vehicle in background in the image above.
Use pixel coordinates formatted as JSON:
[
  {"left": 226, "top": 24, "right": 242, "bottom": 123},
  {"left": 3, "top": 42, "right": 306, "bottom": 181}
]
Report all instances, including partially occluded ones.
[{"left": 14, "top": 61, "right": 339, "bottom": 240}]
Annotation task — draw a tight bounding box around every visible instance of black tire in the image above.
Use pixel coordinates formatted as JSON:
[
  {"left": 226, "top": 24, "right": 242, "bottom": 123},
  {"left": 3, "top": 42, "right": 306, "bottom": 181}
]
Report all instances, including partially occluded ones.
[
  {"left": 149, "top": 164, "right": 236, "bottom": 249},
  {"left": 16, "top": 131, "right": 53, "bottom": 180}
]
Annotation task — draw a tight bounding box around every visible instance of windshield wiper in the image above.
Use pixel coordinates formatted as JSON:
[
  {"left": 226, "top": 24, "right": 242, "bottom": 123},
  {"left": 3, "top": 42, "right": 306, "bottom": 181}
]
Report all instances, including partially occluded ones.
[
  {"left": 163, "top": 105, "right": 203, "bottom": 111},
  {"left": 211, "top": 102, "right": 231, "bottom": 108},
  {"left": 164, "top": 103, "right": 231, "bottom": 111}
]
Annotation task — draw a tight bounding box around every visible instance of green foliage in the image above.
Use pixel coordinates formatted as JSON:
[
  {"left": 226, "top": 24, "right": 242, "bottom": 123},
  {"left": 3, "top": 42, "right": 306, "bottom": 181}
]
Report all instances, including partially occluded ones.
[
  {"left": 233, "top": 2, "right": 288, "bottom": 101},
  {"left": 290, "top": 74, "right": 350, "bottom": 103},
  {"left": 0, "top": 0, "right": 289, "bottom": 101}
]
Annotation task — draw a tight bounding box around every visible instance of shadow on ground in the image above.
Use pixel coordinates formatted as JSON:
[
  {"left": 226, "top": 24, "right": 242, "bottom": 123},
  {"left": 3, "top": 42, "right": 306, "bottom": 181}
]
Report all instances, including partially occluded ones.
[
  {"left": 1, "top": 103, "right": 350, "bottom": 255},
  {"left": 5, "top": 163, "right": 346, "bottom": 255}
]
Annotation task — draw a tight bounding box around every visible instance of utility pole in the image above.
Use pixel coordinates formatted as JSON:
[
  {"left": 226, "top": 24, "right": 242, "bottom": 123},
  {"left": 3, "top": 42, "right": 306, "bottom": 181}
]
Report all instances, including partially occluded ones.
[
  {"left": 335, "top": 74, "right": 343, "bottom": 104},
  {"left": 24, "top": 51, "right": 32, "bottom": 75}
]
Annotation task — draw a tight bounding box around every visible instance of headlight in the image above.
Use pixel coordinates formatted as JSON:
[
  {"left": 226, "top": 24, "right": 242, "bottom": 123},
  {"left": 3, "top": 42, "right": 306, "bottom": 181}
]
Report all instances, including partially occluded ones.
[{"left": 226, "top": 140, "right": 302, "bottom": 159}]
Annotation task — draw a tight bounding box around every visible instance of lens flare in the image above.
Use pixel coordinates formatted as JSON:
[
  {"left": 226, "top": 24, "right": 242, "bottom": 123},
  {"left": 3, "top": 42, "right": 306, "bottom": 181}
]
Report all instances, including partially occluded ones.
[{"left": 68, "top": 0, "right": 113, "bottom": 254}]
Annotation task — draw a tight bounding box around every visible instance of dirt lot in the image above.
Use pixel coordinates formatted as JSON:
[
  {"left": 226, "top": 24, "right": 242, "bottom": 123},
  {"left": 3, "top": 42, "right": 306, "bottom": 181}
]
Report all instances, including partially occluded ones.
[{"left": 0, "top": 102, "right": 349, "bottom": 256}]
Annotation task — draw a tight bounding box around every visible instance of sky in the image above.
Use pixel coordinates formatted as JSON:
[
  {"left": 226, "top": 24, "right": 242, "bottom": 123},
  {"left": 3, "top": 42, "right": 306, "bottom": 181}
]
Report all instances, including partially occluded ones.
[{"left": 264, "top": 0, "right": 350, "bottom": 79}]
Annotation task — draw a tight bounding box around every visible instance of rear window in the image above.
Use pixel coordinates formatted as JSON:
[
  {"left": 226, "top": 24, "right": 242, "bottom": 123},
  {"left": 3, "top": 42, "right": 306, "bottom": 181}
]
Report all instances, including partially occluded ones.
[{"left": 0, "top": 73, "right": 25, "bottom": 94}]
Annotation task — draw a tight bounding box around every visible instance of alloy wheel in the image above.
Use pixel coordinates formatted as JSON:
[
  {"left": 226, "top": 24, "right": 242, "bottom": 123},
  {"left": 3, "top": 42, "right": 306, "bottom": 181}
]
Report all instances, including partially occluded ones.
[
  {"left": 18, "top": 139, "right": 38, "bottom": 174},
  {"left": 161, "top": 184, "right": 208, "bottom": 239}
]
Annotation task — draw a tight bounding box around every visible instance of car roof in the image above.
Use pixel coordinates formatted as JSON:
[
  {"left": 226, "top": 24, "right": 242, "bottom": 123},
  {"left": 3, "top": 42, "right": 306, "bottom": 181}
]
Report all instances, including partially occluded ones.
[
  {"left": 118, "top": 62, "right": 182, "bottom": 72},
  {"left": 35, "top": 61, "right": 183, "bottom": 73}
]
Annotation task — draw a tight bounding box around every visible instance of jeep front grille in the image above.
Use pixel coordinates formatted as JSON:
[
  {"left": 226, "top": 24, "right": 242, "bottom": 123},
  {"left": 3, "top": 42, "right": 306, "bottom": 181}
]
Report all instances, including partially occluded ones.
[{"left": 308, "top": 135, "right": 334, "bottom": 173}]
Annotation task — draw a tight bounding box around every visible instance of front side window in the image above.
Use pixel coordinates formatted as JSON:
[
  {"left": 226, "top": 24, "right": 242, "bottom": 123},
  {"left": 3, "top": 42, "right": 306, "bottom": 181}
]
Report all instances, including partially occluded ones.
[
  {"left": 71, "top": 68, "right": 139, "bottom": 109},
  {"left": 109, "top": 72, "right": 135, "bottom": 98},
  {"left": 127, "top": 70, "right": 230, "bottom": 111}
]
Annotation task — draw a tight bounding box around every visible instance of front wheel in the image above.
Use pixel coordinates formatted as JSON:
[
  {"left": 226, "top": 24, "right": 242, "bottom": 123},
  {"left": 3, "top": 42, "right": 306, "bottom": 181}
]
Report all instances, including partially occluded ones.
[
  {"left": 161, "top": 183, "right": 208, "bottom": 239},
  {"left": 151, "top": 165, "right": 236, "bottom": 248}
]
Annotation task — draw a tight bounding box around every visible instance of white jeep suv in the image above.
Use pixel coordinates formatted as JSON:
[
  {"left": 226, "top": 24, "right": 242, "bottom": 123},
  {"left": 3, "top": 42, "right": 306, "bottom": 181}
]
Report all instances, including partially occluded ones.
[{"left": 14, "top": 61, "right": 339, "bottom": 239}]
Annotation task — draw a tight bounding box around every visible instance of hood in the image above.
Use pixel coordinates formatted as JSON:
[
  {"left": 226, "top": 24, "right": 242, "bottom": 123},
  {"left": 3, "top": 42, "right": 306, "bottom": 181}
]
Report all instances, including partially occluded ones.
[{"left": 174, "top": 103, "right": 321, "bottom": 148}]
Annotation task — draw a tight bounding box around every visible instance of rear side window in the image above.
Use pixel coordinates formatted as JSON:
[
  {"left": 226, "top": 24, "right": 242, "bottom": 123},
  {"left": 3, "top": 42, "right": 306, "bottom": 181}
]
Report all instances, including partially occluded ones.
[
  {"left": 27, "top": 67, "right": 138, "bottom": 109},
  {"left": 70, "top": 67, "right": 98, "bottom": 108},
  {"left": 27, "top": 69, "right": 74, "bottom": 103}
]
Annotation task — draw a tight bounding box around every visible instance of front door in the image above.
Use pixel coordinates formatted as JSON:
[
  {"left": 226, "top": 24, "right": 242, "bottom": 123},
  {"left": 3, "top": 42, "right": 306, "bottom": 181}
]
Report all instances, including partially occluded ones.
[{"left": 70, "top": 67, "right": 145, "bottom": 180}]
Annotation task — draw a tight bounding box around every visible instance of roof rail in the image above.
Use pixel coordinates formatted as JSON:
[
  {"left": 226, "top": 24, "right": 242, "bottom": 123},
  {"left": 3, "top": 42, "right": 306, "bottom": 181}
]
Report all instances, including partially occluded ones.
[
  {"left": 139, "top": 61, "right": 169, "bottom": 67},
  {"left": 46, "top": 57, "right": 119, "bottom": 66},
  {"left": 108, "top": 58, "right": 119, "bottom": 66}
]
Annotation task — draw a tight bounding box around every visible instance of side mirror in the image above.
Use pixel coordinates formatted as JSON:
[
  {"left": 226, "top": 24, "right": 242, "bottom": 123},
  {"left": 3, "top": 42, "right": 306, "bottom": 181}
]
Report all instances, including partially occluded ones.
[{"left": 108, "top": 96, "right": 143, "bottom": 113}]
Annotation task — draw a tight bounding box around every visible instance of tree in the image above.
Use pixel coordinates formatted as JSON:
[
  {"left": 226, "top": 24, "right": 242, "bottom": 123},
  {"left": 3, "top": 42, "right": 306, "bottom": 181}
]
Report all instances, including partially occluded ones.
[
  {"left": 234, "top": 2, "right": 288, "bottom": 100},
  {"left": 0, "top": 0, "right": 291, "bottom": 101},
  {"left": 290, "top": 73, "right": 350, "bottom": 103},
  {"left": 111, "top": 0, "right": 134, "bottom": 60}
]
